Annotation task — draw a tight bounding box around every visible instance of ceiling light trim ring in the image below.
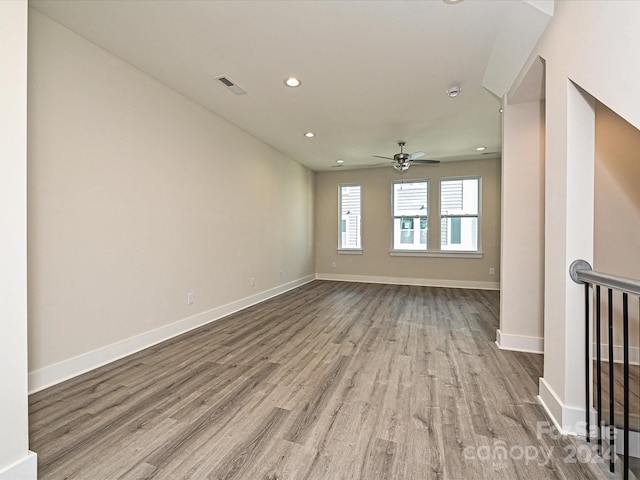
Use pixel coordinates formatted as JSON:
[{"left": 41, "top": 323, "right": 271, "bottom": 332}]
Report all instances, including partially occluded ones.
[
  {"left": 447, "top": 85, "right": 461, "bottom": 98},
  {"left": 285, "top": 77, "right": 301, "bottom": 87}
]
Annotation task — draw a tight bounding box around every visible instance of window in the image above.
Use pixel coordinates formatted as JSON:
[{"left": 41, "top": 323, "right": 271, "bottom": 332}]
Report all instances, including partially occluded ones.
[
  {"left": 338, "top": 184, "right": 361, "bottom": 250},
  {"left": 440, "top": 177, "right": 479, "bottom": 251},
  {"left": 392, "top": 180, "right": 428, "bottom": 251}
]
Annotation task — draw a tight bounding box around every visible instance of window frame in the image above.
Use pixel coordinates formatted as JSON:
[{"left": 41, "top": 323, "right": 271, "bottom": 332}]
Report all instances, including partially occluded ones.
[
  {"left": 390, "top": 179, "right": 430, "bottom": 252},
  {"left": 338, "top": 183, "right": 362, "bottom": 252},
  {"left": 439, "top": 176, "right": 482, "bottom": 253}
]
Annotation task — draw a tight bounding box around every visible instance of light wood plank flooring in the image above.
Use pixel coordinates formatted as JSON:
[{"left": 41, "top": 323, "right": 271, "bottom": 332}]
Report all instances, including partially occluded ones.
[
  {"left": 29, "top": 281, "right": 611, "bottom": 479},
  {"left": 596, "top": 361, "right": 640, "bottom": 430}
]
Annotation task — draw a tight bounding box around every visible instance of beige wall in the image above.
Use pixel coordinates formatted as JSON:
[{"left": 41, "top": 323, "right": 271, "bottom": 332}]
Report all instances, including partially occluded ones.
[
  {"left": 0, "top": 1, "right": 35, "bottom": 478},
  {"left": 499, "top": 99, "right": 545, "bottom": 351},
  {"left": 508, "top": 0, "right": 640, "bottom": 431},
  {"left": 27, "top": 11, "right": 315, "bottom": 383},
  {"left": 594, "top": 101, "right": 640, "bottom": 353},
  {"left": 315, "top": 157, "right": 501, "bottom": 288}
]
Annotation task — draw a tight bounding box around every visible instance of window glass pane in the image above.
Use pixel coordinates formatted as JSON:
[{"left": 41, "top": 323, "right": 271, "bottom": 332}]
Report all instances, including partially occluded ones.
[
  {"left": 392, "top": 180, "right": 428, "bottom": 251},
  {"left": 393, "top": 216, "right": 427, "bottom": 250},
  {"left": 440, "top": 178, "right": 478, "bottom": 216},
  {"left": 420, "top": 217, "right": 427, "bottom": 245},
  {"left": 451, "top": 217, "right": 461, "bottom": 244},
  {"left": 441, "top": 217, "right": 478, "bottom": 251},
  {"left": 340, "top": 185, "right": 361, "bottom": 216},
  {"left": 393, "top": 182, "right": 428, "bottom": 216},
  {"left": 339, "top": 184, "right": 361, "bottom": 249},
  {"left": 400, "top": 217, "right": 414, "bottom": 244},
  {"left": 440, "top": 177, "right": 479, "bottom": 251},
  {"left": 401, "top": 230, "right": 414, "bottom": 244}
]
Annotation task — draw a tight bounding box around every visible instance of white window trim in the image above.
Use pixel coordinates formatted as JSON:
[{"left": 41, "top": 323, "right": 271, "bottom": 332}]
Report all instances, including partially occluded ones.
[
  {"left": 390, "top": 178, "right": 430, "bottom": 253},
  {"left": 439, "top": 175, "right": 482, "bottom": 253},
  {"left": 338, "top": 183, "right": 362, "bottom": 251},
  {"left": 390, "top": 250, "right": 483, "bottom": 259}
]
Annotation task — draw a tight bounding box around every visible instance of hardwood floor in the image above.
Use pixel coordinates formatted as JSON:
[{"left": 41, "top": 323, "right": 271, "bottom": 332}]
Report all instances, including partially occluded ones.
[
  {"left": 596, "top": 361, "right": 640, "bottom": 430},
  {"left": 29, "top": 281, "right": 611, "bottom": 479}
]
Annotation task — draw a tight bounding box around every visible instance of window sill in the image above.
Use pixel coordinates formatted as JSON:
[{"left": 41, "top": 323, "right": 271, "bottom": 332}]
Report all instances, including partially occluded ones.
[
  {"left": 337, "top": 249, "right": 363, "bottom": 255},
  {"left": 390, "top": 250, "right": 483, "bottom": 259}
]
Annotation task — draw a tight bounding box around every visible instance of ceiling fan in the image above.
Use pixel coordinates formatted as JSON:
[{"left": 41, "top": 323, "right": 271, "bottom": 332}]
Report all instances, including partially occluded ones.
[{"left": 373, "top": 142, "right": 440, "bottom": 171}]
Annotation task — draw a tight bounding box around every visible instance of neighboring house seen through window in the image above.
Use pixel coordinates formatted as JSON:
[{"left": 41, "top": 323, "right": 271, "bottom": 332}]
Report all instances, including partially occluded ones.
[
  {"left": 392, "top": 180, "right": 428, "bottom": 251},
  {"left": 440, "top": 177, "right": 479, "bottom": 251},
  {"left": 339, "top": 184, "right": 361, "bottom": 250}
]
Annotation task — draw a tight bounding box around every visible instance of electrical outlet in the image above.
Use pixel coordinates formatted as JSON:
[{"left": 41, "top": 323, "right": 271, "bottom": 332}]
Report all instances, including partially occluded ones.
[
  {"left": 187, "top": 291, "right": 194, "bottom": 305},
  {"left": 489, "top": 268, "right": 495, "bottom": 275},
  {"left": 250, "top": 277, "right": 256, "bottom": 287},
  {"left": 332, "top": 261, "right": 337, "bottom": 268}
]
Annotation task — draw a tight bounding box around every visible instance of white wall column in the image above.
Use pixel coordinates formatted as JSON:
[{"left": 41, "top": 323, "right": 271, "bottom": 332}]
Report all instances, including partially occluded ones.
[
  {"left": 498, "top": 98, "right": 545, "bottom": 354},
  {"left": 538, "top": 78, "right": 595, "bottom": 434},
  {"left": 0, "top": 1, "right": 37, "bottom": 478}
]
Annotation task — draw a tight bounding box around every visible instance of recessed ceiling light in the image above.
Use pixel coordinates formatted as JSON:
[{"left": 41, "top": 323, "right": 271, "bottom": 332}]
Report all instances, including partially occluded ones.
[
  {"left": 447, "top": 86, "right": 461, "bottom": 97},
  {"left": 443, "top": 0, "right": 464, "bottom": 4},
  {"left": 285, "top": 77, "right": 301, "bottom": 87},
  {"left": 499, "top": 108, "right": 504, "bottom": 113},
  {"left": 304, "top": 132, "right": 315, "bottom": 138},
  {"left": 476, "top": 146, "right": 487, "bottom": 151},
  {"left": 336, "top": 160, "right": 344, "bottom": 164}
]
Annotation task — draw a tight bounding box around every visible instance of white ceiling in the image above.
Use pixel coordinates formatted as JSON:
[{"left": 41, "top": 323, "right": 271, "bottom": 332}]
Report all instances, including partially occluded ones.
[{"left": 29, "top": 0, "right": 551, "bottom": 171}]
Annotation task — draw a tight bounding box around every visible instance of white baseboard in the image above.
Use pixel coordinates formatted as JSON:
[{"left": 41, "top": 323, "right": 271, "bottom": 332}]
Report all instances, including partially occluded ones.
[
  {"left": 28, "top": 275, "right": 315, "bottom": 393},
  {"left": 0, "top": 451, "right": 37, "bottom": 480},
  {"left": 538, "top": 377, "right": 591, "bottom": 437},
  {"left": 538, "top": 377, "right": 567, "bottom": 434},
  {"left": 618, "top": 428, "right": 640, "bottom": 459},
  {"left": 495, "top": 329, "right": 544, "bottom": 354},
  {"left": 315, "top": 273, "right": 500, "bottom": 290},
  {"left": 539, "top": 375, "right": 640, "bottom": 458},
  {"left": 538, "top": 377, "right": 583, "bottom": 435}
]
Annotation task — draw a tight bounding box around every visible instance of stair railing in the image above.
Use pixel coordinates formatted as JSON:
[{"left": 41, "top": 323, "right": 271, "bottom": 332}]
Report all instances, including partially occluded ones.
[{"left": 570, "top": 259, "right": 640, "bottom": 480}]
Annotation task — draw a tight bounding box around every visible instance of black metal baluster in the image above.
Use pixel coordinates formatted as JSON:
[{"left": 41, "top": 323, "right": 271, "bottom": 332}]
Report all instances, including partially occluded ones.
[
  {"left": 585, "top": 282, "right": 591, "bottom": 442},
  {"left": 608, "top": 288, "right": 615, "bottom": 473},
  {"left": 623, "top": 293, "right": 629, "bottom": 480},
  {"left": 596, "top": 285, "right": 603, "bottom": 456},
  {"left": 567, "top": 262, "right": 640, "bottom": 476}
]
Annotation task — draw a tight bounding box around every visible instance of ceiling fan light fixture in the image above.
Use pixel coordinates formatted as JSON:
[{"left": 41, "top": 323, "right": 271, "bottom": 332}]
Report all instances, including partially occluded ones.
[
  {"left": 284, "top": 77, "right": 301, "bottom": 87},
  {"left": 393, "top": 162, "right": 410, "bottom": 172}
]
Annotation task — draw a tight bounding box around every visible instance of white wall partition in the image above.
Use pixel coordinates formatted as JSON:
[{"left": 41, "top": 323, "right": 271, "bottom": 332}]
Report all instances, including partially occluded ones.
[
  {"left": 523, "top": 0, "right": 640, "bottom": 433},
  {"left": 498, "top": 98, "right": 545, "bottom": 354},
  {"left": 0, "top": 1, "right": 37, "bottom": 478}
]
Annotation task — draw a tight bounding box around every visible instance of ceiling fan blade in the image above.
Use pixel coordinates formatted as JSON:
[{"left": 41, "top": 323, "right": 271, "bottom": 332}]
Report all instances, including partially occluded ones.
[
  {"left": 373, "top": 155, "right": 394, "bottom": 160},
  {"left": 409, "top": 151, "right": 426, "bottom": 160},
  {"left": 411, "top": 159, "right": 440, "bottom": 164}
]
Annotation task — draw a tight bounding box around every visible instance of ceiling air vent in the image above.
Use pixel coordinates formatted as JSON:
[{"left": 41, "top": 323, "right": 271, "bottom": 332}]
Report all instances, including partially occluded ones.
[{"left": 214, "top": 75, "right": 247, "bottom": 95}]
